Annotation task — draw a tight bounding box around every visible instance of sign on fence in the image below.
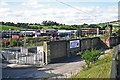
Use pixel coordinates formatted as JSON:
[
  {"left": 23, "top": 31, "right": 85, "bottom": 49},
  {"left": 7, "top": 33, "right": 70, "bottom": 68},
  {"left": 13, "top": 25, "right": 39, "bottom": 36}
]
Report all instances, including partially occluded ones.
[{"left": 70, "top": 40, "right": 80, "bottom": 48}]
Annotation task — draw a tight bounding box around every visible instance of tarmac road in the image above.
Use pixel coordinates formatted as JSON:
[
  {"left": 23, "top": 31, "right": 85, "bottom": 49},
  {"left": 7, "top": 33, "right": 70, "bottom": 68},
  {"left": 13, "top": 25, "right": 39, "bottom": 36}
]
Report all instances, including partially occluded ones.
[{"left": 2, "top": 56, "right": 86, "bottom": 79}]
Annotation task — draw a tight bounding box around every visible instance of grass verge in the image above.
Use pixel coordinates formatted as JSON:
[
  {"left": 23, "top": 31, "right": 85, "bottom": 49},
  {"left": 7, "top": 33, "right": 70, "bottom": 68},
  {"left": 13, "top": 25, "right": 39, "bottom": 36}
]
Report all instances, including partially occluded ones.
[{"left": 72, "top": 49, "right": 113, "bottom": 78}]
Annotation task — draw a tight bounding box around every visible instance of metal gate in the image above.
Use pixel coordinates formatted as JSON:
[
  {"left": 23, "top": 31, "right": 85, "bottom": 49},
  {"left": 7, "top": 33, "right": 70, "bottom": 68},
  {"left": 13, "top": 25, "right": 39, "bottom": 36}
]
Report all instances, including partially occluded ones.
[
  {"left": 14, "top": 52, "right": 44, "bottom": 66},
  {"left": 1, "top": 46, "right": 45, "bottom": 66}
]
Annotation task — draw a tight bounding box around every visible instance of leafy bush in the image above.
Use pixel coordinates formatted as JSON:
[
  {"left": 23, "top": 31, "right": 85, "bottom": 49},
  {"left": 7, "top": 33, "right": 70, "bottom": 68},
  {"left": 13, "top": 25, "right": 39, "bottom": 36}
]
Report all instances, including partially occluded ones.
[
  {"left": 72, "top": 49, "right": 113, "bottom": 78},
  {"left": 8, "top": 39, "right": 19, "bottom": 47},
  {"left": 81, "top": 49, "right": 103, "bottom": 67}
]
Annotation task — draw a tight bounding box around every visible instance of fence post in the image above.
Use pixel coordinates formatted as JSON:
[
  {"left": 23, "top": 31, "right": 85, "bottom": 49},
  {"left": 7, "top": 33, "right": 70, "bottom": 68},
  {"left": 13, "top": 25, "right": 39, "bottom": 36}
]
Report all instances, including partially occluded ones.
[
  {"left": 34, "top": 54, "right": 36, "bottom": 64},
  {"left": 16, "top": 52, "right": 18, "bottom": 64},
  {"left": 43, "top": 42, "right": 48, "bottom": 64}
]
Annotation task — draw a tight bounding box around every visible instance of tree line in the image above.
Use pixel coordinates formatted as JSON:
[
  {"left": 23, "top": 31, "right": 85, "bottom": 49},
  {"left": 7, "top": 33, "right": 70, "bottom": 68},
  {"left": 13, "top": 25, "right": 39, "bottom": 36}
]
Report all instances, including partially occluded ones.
[{"left": 0, "top": 20, "right": 111, "bottom": 30}]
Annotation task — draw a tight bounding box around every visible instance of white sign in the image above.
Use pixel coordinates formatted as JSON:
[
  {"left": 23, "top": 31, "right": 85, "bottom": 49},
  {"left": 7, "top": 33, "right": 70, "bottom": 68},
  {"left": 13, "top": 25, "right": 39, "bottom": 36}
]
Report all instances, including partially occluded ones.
[{"left": 70, "top": 40, "right": 80, "bottom": 48}]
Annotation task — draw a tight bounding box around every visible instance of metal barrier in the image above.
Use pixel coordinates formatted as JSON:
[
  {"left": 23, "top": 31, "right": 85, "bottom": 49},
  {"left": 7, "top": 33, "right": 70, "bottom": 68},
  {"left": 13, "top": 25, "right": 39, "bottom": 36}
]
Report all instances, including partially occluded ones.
[
  {"left": 110, "top": 44, "right": 120, "bottom": 78},
  {"left": 0, "top": 50, "right": 45, "bottom": 66}
]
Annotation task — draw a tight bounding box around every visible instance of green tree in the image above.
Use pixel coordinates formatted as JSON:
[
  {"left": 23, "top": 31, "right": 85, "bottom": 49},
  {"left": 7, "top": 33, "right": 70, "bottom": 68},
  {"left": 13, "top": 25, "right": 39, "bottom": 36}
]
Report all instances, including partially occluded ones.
[
  {"left": 81, "top": 49, "right": 102, "bottom": 67},
  {"left": 41, "top": 20, "right": 60, "bottom": 26},
  {"left": 76, "top": 28, "right": 81, "bottom": 38},
  {"left": 88, "top": 24, "right": 98, "bottom": 28},
  {"left": 0, "top": 22, "right": 5, "bottom": 25}
]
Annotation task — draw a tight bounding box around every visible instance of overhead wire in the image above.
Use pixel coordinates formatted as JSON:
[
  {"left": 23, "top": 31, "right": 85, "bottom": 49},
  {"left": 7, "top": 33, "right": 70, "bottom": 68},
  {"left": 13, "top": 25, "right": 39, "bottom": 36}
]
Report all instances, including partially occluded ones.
[{"left": 55, "top": 0, "right": 98, "bottom": 21}]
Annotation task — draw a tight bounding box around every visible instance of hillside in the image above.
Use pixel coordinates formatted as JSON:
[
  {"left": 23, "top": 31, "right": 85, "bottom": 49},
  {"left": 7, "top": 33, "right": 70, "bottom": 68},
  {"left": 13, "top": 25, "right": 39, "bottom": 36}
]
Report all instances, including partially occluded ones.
[
  {"left": 0, "top": 25, "right": 25, "bottom": 31},
  {"left": 98, "top": 20, "right": 120, "bottom": 30}
]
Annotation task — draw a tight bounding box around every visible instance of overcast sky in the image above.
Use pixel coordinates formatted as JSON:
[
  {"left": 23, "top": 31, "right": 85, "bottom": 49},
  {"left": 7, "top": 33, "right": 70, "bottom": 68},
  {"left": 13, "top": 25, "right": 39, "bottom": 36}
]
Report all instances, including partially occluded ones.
[{"left": 0, "top": 0, "right": 119, "bottom": 25}]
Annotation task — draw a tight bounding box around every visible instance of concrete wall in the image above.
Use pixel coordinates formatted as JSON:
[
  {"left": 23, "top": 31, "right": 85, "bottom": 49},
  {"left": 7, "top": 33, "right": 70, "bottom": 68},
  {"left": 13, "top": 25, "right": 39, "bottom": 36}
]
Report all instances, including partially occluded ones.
[
  {"left": 47, "top": 36, "right": 120, "bottom": 63},
  {"left": 48, "top": 40, "right": 67, "bottom": 62},
  {"left": 47, "top": 37, "right": 101, "bottom": 63},
  {"left": 66, "top": 39, "right": 80, "bottom": 57},
  {"left": 80, "top": 37, "right": 100, "bottom": 51},
  {"left": 91, "top": 37, "right": 100, "bottom": 49},
  {"left": 110, "top": 36, "right": 120, "bottom": 47},
  {"left": 81, "top": 38, "right": 91, "bottom": 51}
]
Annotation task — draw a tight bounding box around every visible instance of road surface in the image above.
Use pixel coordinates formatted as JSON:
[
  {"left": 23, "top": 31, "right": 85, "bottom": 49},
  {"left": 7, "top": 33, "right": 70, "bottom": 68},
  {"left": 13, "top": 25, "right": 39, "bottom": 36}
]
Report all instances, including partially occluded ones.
[{"left": 2, "top": 56, "right": 86, "bottom": 79}]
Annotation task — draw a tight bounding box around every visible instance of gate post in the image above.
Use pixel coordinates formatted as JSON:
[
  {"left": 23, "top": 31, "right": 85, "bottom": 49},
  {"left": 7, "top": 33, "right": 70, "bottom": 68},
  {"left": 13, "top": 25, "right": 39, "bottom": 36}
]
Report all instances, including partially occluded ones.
[{"left": 43, "top": 42, "right": 49, "bottom": 65}]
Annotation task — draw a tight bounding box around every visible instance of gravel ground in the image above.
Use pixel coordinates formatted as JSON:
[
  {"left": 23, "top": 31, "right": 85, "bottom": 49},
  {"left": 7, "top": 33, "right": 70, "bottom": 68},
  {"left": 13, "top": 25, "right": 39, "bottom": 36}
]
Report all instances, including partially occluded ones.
[{"left": 2, "top": 56, "right": 86, "bottom": 79}]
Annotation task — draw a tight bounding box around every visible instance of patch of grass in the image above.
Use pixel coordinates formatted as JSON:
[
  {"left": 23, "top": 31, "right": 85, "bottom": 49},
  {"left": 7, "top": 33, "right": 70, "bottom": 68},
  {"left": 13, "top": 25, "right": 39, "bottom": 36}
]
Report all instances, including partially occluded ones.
[
  {"left": 0, "top": 25, "right": 25, "bottom": 31},
  {"left": 72, "top": 49, "right": 113, "bottom": 78},
  {"left": 99, "top": 35, "right": 106, "bottom": 39}
]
